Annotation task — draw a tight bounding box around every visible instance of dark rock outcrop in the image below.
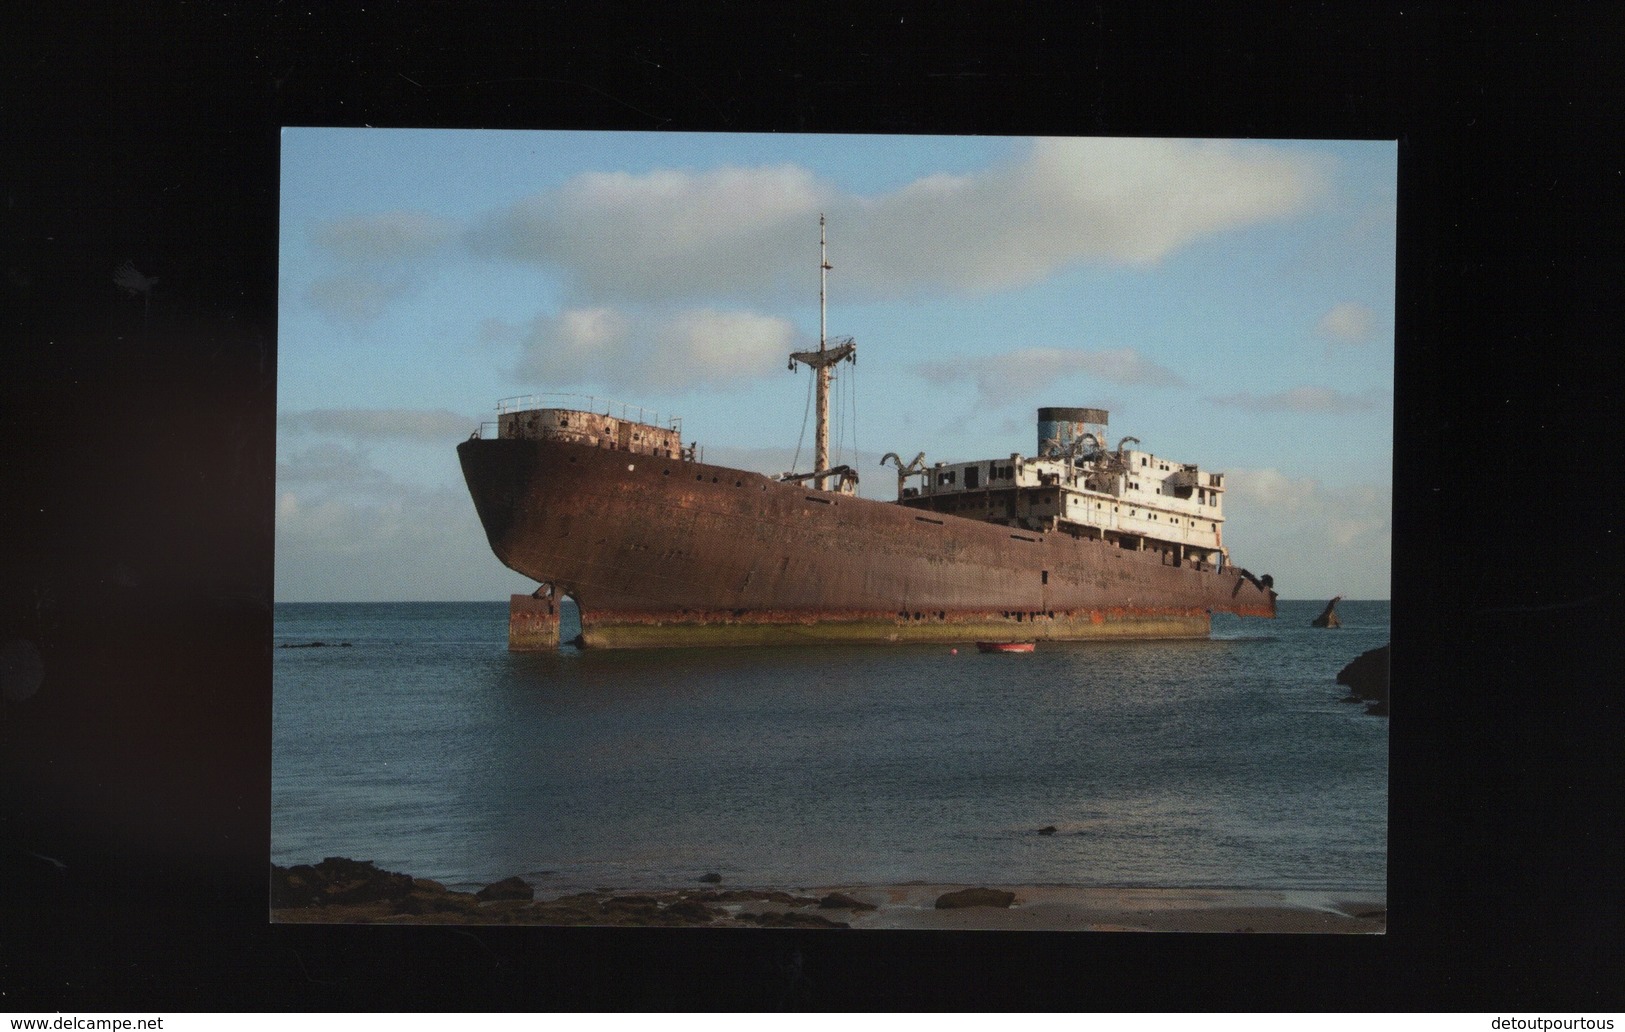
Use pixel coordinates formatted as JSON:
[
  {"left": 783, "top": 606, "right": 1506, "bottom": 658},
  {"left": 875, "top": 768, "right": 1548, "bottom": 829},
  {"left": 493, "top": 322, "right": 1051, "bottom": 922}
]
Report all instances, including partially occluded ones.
[
  {"left": 699, "top": 872, "right": 722, "bottom": 883},
  {"left": 476, "top": 875, "right": 535, "bottom": 901},
  {"left": 1037, "top": 825, "right": 1058, "bottom": 836},
  {"left": 270, "top": 857, "right": 414, "bottom": 907},
  {"left": 1336, "top": 643, "right": 1390, "bottom": 715},
  {"left": 270, "top": 860, "right": 854, "bottom": 927},
  {"left": 934, "top": 887, "right": 1016, "bottom": 909},
  {"left": 1312, "top": 596, "right": 1342, "bottom": 628},
  {"left": 818, "top": 891, "right": 877, "bottom": 911},
  {"left": 598, "top": 896, "right": 662, "bottom": 920},
  {"left": 397, "top": 880, "right": 482, "bottom": 916}
]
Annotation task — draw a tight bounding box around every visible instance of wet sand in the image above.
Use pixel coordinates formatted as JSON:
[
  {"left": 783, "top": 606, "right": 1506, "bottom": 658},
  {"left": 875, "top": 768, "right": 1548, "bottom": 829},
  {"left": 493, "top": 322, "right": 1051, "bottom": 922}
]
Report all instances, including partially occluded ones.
[{"left": 827, "top": 883, "right": 1385, "bottom": 933}]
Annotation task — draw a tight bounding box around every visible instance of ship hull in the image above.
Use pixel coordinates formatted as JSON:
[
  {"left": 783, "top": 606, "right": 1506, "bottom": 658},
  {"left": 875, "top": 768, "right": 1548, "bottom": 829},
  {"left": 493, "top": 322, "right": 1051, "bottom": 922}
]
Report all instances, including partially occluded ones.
[{"left": 458, "top": 437, "right": 1275, "bottom": 649}]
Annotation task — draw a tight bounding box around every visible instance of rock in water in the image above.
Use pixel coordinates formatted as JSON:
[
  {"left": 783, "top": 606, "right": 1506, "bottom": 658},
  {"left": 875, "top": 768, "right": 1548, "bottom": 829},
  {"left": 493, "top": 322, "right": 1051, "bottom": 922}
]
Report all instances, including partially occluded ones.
[
  {"left": 1312, "top": 596, "right": 1343, "bottom": 628},
  {"left": 818, "top": 892, "right": 877, "bottom": 911},
  {"left": 476, "top": 876, "right": 535, "bottom": 901},
  {"left": 1336, "top": 643, "right": 1390, "bottom": 712},
  {"left": 934, "top": 887, "right": 1016, "bottom": 909}
]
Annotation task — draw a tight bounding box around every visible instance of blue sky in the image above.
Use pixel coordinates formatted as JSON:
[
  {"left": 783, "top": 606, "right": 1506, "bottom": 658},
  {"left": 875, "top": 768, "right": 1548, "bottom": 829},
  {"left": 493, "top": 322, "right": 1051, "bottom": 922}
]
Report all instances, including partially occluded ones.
[{"left": 277, "top": 129, "right": 1394, "bottom": 602}]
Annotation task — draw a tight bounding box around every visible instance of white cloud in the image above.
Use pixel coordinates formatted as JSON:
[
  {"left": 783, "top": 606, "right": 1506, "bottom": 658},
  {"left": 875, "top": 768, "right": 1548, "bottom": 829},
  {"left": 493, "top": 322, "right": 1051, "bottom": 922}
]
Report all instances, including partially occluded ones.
[
  {"left": 501, "top": 306, "right": 800, "bottom": 393},
  {"left": 299, "top": 138, "right": 1331, "bottom": 336},
  {"left": 1316, "top": 301, "right": 1375, "bottom": 344},
  {"left": 304, "top": 273, "right": 415, "bottom": 325},
  {"left": 915, "top": 345, "right": 1185, "bottom": 407},
  {"left": 277, "top": 441, "right": 395, "bottom": 488},
  {"left": 275, "top": 442, "right": 524, "bottom": 600},
  {"left": 301, "top": 213, "right": 457, "bottom": 326},
  {"left": 299, "top": 138, "right": 1332, "bottom": 337},
  {"left": 313, "top": 212, "right": 457, "bottom": 263},
  {"left": 1221, "top": 468, "right": 1390, "bottom": 599},
  {"left": 843, "top": 137, "right": 1328, "bottom": 294},
  {"left": 470, "top": 164, "right": 829, "bottom": 301},
  {"left": 281, "top": 408, "right": 476, "bottom": 442},
  {"left": 465, "top": 138, "right": 1329, "bottom": 304},
  {"left": 276, "top": 481, "right": 518, "bottom": 600},
  {"left": 1225, "top": 467, "right": 1321, "bottom": 514},
  {"left": 1208, "top": 386, "right": 1382, "bottom": 414}
]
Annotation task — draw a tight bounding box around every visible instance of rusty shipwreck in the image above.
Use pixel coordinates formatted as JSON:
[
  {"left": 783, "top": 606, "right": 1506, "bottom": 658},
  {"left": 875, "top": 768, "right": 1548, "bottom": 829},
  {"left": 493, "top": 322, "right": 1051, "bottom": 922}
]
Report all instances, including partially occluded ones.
[{"left": 458, "top": 218, "right": 1277, "bottom": 649}]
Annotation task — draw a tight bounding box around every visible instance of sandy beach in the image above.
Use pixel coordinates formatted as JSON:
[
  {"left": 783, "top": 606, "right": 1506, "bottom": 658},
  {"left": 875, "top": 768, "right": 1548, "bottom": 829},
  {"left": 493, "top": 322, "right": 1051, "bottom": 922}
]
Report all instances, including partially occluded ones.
[{"left": 270, "top": 860, "right": 1384, "bottom": 933}]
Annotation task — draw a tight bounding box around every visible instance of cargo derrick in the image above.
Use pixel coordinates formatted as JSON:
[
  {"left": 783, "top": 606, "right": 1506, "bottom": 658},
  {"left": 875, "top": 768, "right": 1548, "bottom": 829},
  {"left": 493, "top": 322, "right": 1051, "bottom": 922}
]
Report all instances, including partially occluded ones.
[{"left": 457, "top": 218, "right": 1277, "bottom": 649}]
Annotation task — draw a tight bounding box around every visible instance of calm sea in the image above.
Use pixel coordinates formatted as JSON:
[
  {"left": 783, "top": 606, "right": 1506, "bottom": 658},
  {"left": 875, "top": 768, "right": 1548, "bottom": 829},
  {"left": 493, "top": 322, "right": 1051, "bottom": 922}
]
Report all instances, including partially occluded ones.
[{"left": 272, "top": 599, "right": 1388, "bottom": 897}]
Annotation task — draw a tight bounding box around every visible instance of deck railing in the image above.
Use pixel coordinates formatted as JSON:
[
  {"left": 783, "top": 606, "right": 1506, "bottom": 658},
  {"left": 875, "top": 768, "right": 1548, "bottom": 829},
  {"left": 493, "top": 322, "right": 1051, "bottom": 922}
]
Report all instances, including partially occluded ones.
[{"left": 495, "top": 393, "right": 683, "bottom": 434}]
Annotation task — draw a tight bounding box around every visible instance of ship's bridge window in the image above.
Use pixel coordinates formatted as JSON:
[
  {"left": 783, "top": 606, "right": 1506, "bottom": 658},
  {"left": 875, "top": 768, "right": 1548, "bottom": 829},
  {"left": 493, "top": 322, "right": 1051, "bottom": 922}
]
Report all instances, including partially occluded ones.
[
  {"left": 938, "top": 470, "right": 957, "bottom": 486},
  {"left": 965, "top": 465, "right": 980, "bottom": 490}
]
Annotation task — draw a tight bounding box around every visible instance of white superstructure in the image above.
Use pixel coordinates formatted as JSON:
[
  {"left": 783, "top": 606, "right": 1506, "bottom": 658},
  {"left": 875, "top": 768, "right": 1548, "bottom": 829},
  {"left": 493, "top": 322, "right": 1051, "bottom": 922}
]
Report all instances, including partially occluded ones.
[{"left": 892, "top": 407, "right": 1230, "bottom": 573}]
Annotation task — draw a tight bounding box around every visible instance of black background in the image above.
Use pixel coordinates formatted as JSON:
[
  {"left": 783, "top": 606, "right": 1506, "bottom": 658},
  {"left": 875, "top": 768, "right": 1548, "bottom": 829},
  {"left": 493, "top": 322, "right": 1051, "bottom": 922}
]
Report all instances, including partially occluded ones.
[{"left": 3, "top": 1, "right": 1620, "bottom": 1012}]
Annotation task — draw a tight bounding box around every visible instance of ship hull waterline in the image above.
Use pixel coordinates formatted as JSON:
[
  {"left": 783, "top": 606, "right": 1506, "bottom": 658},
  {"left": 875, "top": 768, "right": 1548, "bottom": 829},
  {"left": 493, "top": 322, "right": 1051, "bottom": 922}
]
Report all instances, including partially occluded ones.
[{"left": 459, "top": 437, "right": 1276, "bottom": 650}]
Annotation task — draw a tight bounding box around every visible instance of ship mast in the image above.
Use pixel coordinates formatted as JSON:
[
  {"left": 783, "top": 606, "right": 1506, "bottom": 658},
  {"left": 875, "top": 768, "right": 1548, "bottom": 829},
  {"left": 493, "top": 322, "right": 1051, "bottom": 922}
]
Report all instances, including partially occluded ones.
[{"left": 789, "top": 214, "right": 856, "bottom": 491}]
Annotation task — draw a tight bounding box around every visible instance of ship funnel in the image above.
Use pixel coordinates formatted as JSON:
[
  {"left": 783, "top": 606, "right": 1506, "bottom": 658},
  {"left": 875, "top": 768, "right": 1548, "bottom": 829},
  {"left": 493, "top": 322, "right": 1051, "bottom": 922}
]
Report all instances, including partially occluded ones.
[{"left": 1037, "top": 407, "right": 1108, "bottom": 459}]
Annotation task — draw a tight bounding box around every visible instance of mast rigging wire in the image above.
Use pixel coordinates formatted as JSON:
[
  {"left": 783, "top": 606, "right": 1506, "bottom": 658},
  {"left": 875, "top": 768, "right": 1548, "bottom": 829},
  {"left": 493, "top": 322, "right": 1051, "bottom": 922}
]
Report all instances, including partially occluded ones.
[{"left": 789, "top": 360, "right": 814, "bottom": 475}]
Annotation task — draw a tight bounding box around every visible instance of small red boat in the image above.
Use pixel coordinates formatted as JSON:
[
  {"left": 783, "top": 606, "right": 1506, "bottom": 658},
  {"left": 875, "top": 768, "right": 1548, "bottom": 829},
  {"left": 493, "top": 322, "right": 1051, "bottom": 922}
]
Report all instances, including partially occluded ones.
[{"left": 975, "top": 641, "right": 1036, "bottom": 653}]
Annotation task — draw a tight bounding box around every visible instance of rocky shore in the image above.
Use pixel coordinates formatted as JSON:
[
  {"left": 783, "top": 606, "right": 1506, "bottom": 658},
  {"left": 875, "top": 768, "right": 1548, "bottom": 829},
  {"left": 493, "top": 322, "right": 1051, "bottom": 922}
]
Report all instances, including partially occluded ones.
[{"left": 270, "top": 858, "right": 1386, "bottom": 933}]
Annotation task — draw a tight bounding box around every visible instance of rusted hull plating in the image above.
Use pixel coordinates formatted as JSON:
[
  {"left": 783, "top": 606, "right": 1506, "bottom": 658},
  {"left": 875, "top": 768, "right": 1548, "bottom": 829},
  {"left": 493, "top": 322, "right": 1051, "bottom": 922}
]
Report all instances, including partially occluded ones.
[
  {"left": 508, "top": 592, "right": 561, "bottom": 650},
  {"left": 458, "top": 437, "right": 1276, "bottom": 650}
]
